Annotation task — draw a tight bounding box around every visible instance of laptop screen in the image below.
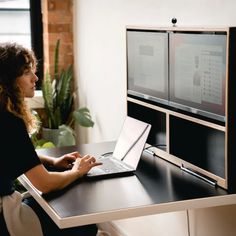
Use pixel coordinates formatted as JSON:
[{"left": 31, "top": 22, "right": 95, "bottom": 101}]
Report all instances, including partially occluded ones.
[{"left": 113, "top": 117, "right": 151, "bottom": 168}]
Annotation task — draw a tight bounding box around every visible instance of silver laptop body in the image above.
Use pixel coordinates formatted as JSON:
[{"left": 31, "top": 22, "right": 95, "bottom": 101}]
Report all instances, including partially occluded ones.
[{"left": 87, "top": 116, "right": 151, "bottom": 178}]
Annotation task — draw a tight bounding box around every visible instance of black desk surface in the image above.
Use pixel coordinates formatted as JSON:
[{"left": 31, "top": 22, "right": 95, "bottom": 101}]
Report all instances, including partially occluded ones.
[{"left": 25, "top": 141, "right": 235, "bottom": 228}]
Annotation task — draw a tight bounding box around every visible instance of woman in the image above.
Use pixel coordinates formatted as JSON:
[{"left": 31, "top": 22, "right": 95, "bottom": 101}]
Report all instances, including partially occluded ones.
[{"left": 0, "top": 43, "right": 101, "bottom": 236}]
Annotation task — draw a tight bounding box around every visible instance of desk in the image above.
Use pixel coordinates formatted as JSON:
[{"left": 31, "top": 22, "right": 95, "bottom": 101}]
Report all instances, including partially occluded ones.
[{"left": 19, "top": 142, "right": 236, "bottom": 229}]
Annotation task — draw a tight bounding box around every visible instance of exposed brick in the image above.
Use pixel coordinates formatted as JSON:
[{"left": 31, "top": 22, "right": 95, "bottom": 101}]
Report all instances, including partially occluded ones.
[
  {"left": 41, "top": 0, "right": 49, "bottom": 15},
  {"left": 42, "top": 0, "right": 73, "bottom": 76},
  {"left": 48, "top": 33, "right": 73, "bottom": 44},
  {"left": 60, "top": 44, "right": 73, "bottom": 53},
  {"left": 47, "top": 12, "right": 72, "bottom": 24},
  {"left": 48, "top": 0, "right": 56, "bottom": 11},
  {"left": 48, "top": 24, "right": 71, "bottom": 33},
  {"left": 48, "top": 45, "right": 73, "bottom": 69},
  {"left": 48, "top": 0, "right": 71, "bottom": 11},
  {"left": 63, "top": 54, "right": 74, "bottom": 65},
  {"left": 55, "top": 45, "right": 73, "bottom": 56}
]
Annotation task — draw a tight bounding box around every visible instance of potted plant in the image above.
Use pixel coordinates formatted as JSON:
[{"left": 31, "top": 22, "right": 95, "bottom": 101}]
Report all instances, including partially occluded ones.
[{"left": 41, "top": 39, "right": 94, "bottom": 146}]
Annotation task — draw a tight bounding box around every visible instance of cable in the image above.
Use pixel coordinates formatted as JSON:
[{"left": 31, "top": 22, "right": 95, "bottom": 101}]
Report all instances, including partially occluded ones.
[
  {"left": 145, "top": 144, "right": 166, "bottom": 150},
  {"left": 144, "top": 144, "right": 167, "bottom": 157},
  {"left": 101, "top": 125, "right": 150, "bottom": 160},
  {"left": 186, "top": 210, "right": 191, "bottom": 236},
  {"left": 100, "top": 151, "right": 113, "bottom": 157}
]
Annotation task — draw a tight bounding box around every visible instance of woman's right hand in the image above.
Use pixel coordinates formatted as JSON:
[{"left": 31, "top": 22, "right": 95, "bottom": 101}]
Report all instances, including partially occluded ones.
[
  {"left": 72, "top": 154, "right": 102, "bottom": 176},
  {"left": 26, "top": 155, "right": 102, "bottom": 194}
]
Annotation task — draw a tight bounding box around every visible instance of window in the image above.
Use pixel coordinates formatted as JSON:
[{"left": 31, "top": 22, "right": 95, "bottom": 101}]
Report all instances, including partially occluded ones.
[
  {"left": 0, "top": 0, "right": 43, "bottom": 88},
  {"left": 0, "top": 0, "right": 31, "bottom": 47}
]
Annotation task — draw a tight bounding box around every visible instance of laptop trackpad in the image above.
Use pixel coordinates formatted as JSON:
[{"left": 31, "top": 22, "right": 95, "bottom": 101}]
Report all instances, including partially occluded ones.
[{"left": 87, "top": 166, "right": 106, "bottom": 176}]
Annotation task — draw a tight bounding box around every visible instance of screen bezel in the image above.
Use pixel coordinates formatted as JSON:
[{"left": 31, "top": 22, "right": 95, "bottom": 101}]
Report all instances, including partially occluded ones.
[{"left": 126, "top": 28, "right": 227, "bottom": 123}]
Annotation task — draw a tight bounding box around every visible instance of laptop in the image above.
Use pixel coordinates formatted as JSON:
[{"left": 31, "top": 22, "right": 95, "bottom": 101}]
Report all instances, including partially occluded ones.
[{"left": 86, "top": 116, "right": 151, "bottom": 178}]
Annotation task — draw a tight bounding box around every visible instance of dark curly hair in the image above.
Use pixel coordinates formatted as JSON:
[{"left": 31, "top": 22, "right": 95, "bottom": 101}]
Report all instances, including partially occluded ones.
[{"left": 0, "top": 43, "right": 38, "bottom": 133}]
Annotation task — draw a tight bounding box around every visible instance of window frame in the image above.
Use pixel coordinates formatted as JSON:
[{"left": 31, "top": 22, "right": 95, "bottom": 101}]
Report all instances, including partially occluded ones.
[{"left": 30, "top": 0, "right": 44, "bottom": 89}]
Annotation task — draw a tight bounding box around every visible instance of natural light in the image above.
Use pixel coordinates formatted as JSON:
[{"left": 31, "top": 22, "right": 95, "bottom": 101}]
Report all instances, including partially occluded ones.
[{"left": 0, "top": 0, "right": 31, "bottom": 48}]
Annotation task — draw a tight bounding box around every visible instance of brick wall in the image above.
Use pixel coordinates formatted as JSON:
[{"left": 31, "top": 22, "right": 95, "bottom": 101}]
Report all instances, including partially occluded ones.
[
  {"left": 41, "top": 0, "right": 73, "bottom": 74},
  {"left": 35, "top": 0, "right": 74, "bottom": 129}
]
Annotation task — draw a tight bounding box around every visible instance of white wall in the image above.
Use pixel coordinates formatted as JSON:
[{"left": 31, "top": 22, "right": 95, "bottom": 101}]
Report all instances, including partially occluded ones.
[
  {"left": 73, "top": 1, "right": 236, "bottom": 234},
  {"left": 73, "top": 0, "right": 236, "bottom": 144},
  {"left": 188, "top": 205, "right": 236, "bottom": 236}
]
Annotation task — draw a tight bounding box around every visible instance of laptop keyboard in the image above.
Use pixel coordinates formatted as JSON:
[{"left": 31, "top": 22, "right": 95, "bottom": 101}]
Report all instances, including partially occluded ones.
[
  {"left": 87, "top": 156, "right": 135, "bottom": 177},
  {"left": 99, "top": 157, "right": 133, "bottom": 173}
]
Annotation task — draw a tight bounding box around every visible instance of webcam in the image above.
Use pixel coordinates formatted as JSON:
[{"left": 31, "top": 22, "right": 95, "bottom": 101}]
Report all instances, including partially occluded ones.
[{"left": 172, "top": 18, "right": 177, "bottom": 27}]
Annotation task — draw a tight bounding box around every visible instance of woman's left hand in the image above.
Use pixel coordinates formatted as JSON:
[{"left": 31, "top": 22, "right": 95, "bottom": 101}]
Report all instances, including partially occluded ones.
[{"left": 53, "top": 151, "right": 81, "bottom": 169}]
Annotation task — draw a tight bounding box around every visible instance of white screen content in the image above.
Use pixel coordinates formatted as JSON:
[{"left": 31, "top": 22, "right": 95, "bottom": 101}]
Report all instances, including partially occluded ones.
[
  {"left": 127, "top": 31, "right": 168, "bottom": 94},
  {"left": 169, "top": 33, "right": 226, "bottom": 120}
]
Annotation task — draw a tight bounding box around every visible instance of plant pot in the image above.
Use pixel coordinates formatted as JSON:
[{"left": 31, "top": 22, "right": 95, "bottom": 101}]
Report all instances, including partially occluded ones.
[{"left": 42, "top": 128, "right": 60, "bottom": 147}]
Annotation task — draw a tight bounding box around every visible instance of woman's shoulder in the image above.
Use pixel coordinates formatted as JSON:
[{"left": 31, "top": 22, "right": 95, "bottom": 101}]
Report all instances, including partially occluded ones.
[
  {"left": 0, "top": 110, "right": 24, "bottom": 127},
  {"left": 1, "top": 110, "right": 19, "bottom": 119}
]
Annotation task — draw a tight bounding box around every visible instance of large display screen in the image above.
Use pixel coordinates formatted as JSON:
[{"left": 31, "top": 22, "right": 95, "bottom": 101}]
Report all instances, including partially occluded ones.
[
  {"left": 169, "top": 32, "right": 227, "bottom": 122},
  {"left": 127, "top": 29, "right": 169, "bottom": 105}
]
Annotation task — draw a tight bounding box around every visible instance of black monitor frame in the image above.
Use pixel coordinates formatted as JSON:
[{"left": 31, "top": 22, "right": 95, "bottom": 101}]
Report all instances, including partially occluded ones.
[{"left": 126, "top": 28, "right": 227, "bottom": 124}]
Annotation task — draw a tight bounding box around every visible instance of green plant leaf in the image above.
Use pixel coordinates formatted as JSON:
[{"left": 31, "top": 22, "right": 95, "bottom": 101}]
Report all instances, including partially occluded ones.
[
  {"left": 41, "top": 38, "right": 95, "bottom": 132},
  {"left": 57, "top": 66, "right": 73, "bottom": 124},
  {"left": 54, "top": 39, "right": 60, "bottom": 81},
  {"left": 42, "top": 71, "right": 57, "bottom": 128},
  {"left": 53, "top": 106, "right": 62, "bottom": 128},
  {"left": 58, "top": 125, "right": 76, "bottom": 147},
  {"left": 73, "top": 107, "right": 94, "bottom": 127},
  {"left": 41, "top": 141, "right": 55, "bottom": 149}
]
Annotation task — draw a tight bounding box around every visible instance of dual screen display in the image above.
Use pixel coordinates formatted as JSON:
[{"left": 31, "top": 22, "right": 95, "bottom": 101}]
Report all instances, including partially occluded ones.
[{"left": 127, "top": 29, "right": 227, "bottom": 123}]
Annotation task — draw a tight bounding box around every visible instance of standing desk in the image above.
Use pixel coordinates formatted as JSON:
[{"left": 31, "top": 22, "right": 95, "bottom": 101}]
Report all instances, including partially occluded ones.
[{"left": 19, "top": 142, "right": 236, "bottom": 229}]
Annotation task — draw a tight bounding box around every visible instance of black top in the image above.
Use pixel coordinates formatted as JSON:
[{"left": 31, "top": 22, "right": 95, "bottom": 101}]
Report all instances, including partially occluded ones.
[{"left": 0, "top": 111, "right": 41, "bottom": 196}]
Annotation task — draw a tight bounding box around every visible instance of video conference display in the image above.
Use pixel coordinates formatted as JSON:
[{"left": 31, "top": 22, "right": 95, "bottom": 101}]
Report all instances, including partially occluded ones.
[
  {"left": 169, "top": 32, "right": 227, "bottom": 122},
  {"left": 127, "top": 30, "right": 169, "bottom": 105},
  {"left": 127, "top": 29, "right": 227, "bottom": 123}
]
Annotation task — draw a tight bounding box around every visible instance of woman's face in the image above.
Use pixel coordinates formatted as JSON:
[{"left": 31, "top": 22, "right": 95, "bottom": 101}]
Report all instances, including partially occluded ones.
[{"left": 16, "top": 68, "right": 38, "bottom": 98}]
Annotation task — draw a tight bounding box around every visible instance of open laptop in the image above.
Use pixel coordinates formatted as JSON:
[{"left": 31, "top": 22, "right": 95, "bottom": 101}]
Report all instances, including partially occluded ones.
[{"left": 86, "top": 116, "right": 151, "bottom": 178}]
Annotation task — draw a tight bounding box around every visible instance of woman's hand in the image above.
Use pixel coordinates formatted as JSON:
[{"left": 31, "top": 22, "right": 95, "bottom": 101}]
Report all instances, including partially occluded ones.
[
  {"left": 28, "top": 153, "right": 102, "bottom": 193},
  {"left": 72, "top": 154, "right": 102, "bottom": 176},
  {"left": 53, "top": 151, "right": 81, "bottom": 169}
]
